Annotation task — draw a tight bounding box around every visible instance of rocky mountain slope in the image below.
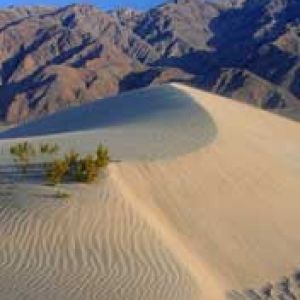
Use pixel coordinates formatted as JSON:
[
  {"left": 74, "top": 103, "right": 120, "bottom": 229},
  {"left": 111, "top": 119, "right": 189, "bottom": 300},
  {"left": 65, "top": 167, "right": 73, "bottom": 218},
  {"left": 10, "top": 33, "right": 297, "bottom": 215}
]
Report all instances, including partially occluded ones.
[
  {"left": 0, "top": 5, "right": 158, "bottom": 122},
  {"left": 0, "top": 0, "right": 300, "bottom": 122}
]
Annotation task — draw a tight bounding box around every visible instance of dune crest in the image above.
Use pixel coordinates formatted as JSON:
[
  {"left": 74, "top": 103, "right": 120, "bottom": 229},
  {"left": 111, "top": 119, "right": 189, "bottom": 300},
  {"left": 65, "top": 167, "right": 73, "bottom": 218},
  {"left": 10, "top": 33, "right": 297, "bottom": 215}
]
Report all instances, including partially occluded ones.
[
  {"left": 0, "top": 84, "right": 300, "bottom": 299},
  {"left": 0, "top": 85, "right": 216, "bottom": 161}
]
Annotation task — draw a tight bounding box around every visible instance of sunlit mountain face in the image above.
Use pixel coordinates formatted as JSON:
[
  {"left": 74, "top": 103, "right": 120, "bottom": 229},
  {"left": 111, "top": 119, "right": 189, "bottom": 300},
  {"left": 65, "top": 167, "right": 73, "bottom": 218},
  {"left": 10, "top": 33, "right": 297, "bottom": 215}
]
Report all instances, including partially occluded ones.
[{"left": 0, "top": 0, "right": 300, "bottom": 123}]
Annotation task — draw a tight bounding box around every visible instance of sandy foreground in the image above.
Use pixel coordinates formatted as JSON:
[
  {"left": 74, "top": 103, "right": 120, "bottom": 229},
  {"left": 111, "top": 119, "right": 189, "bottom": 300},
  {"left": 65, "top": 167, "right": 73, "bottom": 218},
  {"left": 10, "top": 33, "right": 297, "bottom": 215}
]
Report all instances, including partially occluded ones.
[{"left": 0, "top": 84, "right": 300, "bottom": 299}]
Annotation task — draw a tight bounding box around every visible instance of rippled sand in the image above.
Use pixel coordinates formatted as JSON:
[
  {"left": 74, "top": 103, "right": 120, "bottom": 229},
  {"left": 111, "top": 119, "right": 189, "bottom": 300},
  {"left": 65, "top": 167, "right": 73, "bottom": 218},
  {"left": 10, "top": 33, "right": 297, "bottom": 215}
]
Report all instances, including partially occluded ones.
[
  {"left": 0, "top": 84, "right": 300, "bottom": 300},
  {"left": 0, "top": 178, "right": 199, "bottom": 300}
]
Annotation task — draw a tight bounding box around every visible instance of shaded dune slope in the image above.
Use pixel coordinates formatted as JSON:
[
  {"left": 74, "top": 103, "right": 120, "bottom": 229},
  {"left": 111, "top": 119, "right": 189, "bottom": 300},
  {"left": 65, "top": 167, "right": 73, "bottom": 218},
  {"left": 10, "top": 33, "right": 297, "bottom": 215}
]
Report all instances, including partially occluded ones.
[
  {"left": 0, "top": 84, "right": 300, "bottom": 300},
  {"left": 0, "top": 85, "right": 216, "bottom": 160}
]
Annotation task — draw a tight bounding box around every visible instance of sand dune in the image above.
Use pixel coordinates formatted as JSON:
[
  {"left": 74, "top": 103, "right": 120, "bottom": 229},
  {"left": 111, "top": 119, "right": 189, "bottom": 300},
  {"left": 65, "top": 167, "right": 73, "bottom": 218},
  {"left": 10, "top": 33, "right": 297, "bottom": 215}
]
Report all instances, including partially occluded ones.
[
  {"left": 0, "top": 84, "right": 300, "bottom": 299},
  {"left": 0, "top": 85, "right": 216, "bottom": 161},
  {"left": 0, "top": 179, "right": 199, "bottom": 300}
]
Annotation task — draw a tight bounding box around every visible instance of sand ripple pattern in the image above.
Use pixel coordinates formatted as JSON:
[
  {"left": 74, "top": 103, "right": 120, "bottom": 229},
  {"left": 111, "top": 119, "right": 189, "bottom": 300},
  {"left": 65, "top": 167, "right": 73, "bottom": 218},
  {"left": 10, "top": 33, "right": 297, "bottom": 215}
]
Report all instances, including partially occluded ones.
[{"left": 0, "top": 178, "right": 199, "bottom": 300}]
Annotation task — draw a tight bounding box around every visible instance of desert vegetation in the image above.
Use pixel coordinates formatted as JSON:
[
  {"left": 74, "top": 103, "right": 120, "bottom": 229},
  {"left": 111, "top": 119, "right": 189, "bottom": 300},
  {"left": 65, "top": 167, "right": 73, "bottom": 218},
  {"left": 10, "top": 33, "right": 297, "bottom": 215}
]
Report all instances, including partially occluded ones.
[
  {"left": 40, "top": 143, "right": 60, "bottom": 159},
  {"left": 9, "top": 142, "right": 110, "bottom": 185},
  {"left": 96, "top": 144, "right": 110, "bottom": 168},
  {"left": 47, "top": 145, "right": 110, "bottom": 185},
  {"left": 10, "top": 141, "right": 36, "bottom": 173},
  {"left": 46, "top": 159, "right": 69, "bottom": 185}
]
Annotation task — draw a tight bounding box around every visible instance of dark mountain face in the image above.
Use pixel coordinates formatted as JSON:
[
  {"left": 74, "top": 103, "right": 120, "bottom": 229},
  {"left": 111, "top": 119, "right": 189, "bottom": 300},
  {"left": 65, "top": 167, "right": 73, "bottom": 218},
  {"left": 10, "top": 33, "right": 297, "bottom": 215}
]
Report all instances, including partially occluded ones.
[
  {"left": 129, "top": 0, "right": 219, "bottom": 57},
  {"left": 0, "top": 0, "right": 300, "bottom": 123},
  {"left": 0, "top": 4, "right": 158, "bottom": 122},
  {"left": 124, "top": 0, "right": 300, "bottom": 111}
]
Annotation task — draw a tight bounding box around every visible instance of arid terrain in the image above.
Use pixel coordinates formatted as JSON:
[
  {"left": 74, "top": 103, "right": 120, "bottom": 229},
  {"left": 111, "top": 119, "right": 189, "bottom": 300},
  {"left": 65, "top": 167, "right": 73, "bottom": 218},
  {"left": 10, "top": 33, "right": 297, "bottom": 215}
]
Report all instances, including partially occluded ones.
[
  {"left": 0, "top": 84, "right": 299, "bottom": 299},
  {"left": 1, "top": 0, "right": 300, "bottom": 123}
]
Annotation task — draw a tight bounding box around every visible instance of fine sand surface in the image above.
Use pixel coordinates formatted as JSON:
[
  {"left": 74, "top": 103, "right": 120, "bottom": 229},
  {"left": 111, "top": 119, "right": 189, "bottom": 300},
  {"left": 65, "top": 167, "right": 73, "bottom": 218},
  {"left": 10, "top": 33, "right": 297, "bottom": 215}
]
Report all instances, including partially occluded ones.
[
  {"left": 0, "top": 85, "right": 216, "bottom": 161},
  {"left": 0, "top": 84, "right": 300, "bottom": 299}
]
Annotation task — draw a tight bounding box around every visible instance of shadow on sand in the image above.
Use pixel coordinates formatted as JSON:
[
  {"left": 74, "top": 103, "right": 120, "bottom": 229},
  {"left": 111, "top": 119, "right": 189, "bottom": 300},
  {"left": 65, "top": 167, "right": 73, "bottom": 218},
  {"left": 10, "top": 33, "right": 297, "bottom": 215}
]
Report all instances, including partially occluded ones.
[
  {"left": 0, "top": 163, "right": 46, "bottom": 183},
  {"left": 0, "top": 85, "right": 218, "bottom": 161}
]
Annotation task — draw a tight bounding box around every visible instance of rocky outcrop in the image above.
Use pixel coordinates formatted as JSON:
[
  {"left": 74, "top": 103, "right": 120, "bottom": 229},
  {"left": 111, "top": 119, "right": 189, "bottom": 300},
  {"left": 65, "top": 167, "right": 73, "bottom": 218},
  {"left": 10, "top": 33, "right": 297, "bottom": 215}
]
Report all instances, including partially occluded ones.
[{"left": 0, "top": 4, "right": 157, "bottom": 122}]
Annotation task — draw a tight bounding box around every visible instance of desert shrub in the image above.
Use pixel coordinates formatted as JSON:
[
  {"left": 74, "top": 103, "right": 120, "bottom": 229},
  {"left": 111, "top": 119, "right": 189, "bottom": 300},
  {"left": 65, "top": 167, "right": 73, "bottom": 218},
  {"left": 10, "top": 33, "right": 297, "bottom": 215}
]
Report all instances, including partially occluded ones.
[
  {"left": 40, "top": 143, "right": 60, "bottom": 155},
  {"left": 39, "top": 143, "right": 60, "bottom": 169},
  {"left": 96, "top": 144, "right": 110, "bottom": 168},
  {"left": 74, "top": 155, "right": 99, "bottom": 183},
  {"left": 64, "top": 150, "right": 79, "bottom": 166},
  {"left": 46, "top": 159, "right": 69, "bottom": 185},
  {"left": 45, "top": 144, "right": 110, "bottom": 185},
  {"left": 10, "top": 141, "right": 36, "bottom": 173},
  {"left": 64, "top": 150, "right": 79, "bottom": 177}
]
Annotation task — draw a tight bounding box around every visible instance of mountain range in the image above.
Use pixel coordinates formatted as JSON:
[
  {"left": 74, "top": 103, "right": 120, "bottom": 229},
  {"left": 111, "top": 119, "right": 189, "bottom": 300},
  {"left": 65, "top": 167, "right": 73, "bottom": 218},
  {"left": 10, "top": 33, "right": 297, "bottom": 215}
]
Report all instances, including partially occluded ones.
[{"left": 0, "top": 0, "right": 300, "bottom": 123}]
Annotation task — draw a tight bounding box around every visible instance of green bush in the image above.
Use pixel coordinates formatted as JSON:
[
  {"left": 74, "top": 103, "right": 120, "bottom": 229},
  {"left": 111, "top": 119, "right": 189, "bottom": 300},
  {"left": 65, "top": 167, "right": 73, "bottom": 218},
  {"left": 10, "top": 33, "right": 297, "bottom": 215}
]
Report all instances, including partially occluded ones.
[
  {"left": 75, "top": 155, "right": 99, "bottom": 183},
  {"left": 46, "top": 159, "right": 69, "bottom": 185},
  {"left": 64, "top": 150, "right": 79, "bottom": 166},
  {"left": 64, "top": 150, "right": 79, "bottom": 177},
  {"left": 96, "top": 144, "right": 110, "bottom": 168},
  {"left": 64, "top": 146, "right": 109, "bottom": 183},
  {"left": 11, "top": 141, "right": 110, "bottom": 185},
  {"left": 40, "top": 143, "right": 60, "bottom": 155},
  {"left": 10, "top": 141, "right": 36, "bottom": 173}
]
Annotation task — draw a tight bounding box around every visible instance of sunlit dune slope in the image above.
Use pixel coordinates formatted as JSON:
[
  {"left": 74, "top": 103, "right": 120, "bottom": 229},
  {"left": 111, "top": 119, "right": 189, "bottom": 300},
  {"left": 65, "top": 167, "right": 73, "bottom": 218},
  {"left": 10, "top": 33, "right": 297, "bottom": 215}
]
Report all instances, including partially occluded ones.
[
  {"left": 0, "top": 84, "right": 300, "bottom": 300},
  {"left": 111, "top": 84, "right": 300, "bottom": 298}
]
